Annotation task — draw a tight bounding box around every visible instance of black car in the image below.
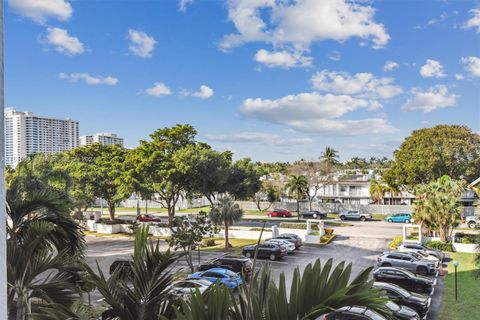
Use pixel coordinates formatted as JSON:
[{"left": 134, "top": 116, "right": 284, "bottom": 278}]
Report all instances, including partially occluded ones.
[
  {"left": 109, "top": 259, "right": 132, "bottom": 275},
  {"left": 385, "top": 301, "right": 420, "bottom": 320},
  {"left": 373, "top": 267, "right": 436, "bottom": 294},
  {"left": 242, "top": 243, "right": 287, "bottom": 260},
  {"left": 300, "top": 210, "right": 326, "bottom": 219},
  {"left": 373, "top": 282, "right": 430, "bottom": 318},
  {"left": 316, "top": 306, "right": 387, "bottom": 320},
  {"left": 270, "top": 233, "right": 303, "bottom": 248},
  {"left": 198, "top": 256, "right": 253, "bottom": 276}
]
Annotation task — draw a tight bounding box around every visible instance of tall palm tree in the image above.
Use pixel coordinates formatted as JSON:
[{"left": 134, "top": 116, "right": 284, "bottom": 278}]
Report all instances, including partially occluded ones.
[
  {"left": 85, "top": 227, "right": 180, "bottom": 320},
  {"left": 210, "top": 196, "right": 243, "bottom": 250},
  {"left": 285, "top": 175, "right": 308, "bottom": 221},
  {"left": 369, "top": 179, "right": 385, "bottom": 204},
  {"left": 7, "top": 177, "right": 84, "bottom": 255},
  {"left": 320, "top": 147, "right": 339, "bottom": 165},
  {"left": 175, "top": 258, "right": 393, "bottom": 320}
]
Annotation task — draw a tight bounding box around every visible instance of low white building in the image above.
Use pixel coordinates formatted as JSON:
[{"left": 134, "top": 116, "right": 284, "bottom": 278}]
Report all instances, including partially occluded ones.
[{"left": 80, "top": 132, "right": 124, "bottom": 147}]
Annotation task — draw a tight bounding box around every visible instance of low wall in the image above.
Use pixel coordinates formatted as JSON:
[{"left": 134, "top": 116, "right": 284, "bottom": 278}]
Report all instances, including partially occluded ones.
[
  {"left": 452, "top": 243, "right": 478, "bottom": 253},
  {"left": 216, "top": 229, "right": 272, "bottom": 240},
  {"left": 277, "top": 228, "right": 308, "bottom": 238}
]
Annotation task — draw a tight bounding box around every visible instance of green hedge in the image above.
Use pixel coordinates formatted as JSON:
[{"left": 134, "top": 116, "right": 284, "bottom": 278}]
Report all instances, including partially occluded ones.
[
  {"left": 279, "top": 222, "right": 318, "bottom": 230},
  {"left": 97, "top": 218, "right": 127, "bottom": 225},
  {"left": 425, "top": 241, "right": 453, "bottom": 252}
]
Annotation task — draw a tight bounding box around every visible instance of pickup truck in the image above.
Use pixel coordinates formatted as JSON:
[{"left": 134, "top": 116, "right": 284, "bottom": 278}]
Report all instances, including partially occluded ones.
[
  {"left": 339, "top": 210, "right": 372, "bottom": 221},
  {"left": 466, "top": 215, "right": 478, "bottom": 229}
]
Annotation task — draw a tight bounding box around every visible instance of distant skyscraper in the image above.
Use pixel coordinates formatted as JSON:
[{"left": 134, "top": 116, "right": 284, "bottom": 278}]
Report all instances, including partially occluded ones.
[
  {"left": 80, "top": 132, "right": 124, "bottom": 147},
  {"left": 4, "top": 108, "right": 79, "bottom": 167}
]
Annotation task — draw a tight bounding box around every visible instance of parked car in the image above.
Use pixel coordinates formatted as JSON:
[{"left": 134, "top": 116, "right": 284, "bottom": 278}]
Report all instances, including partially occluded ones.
[
  {"left": 198, "top": 256, "right": 253, "bottom": 276},
  {"left": 385, "top": 301, "right": 421, "bottom": 320},
  {"left": 316, "top": 306, "right": 387, "bottom": 320},
  {"left": 264, "top": 239, "right": 296, "bottom": 253},
  {"left": 465, "top": 215, "right": 478, "bottom": 229},
  {"left": 385, "top": 213, "right": 412, "bottom": 223},
  {"left": 168, "top": 279, "right": 212, "bottom": 298},
  {"left": 376, "top": 252, "right": 437, "bottom": 276},
  {"left": 373, "top": 267, "right": 436, "bottom": 294},
  {"left": 242, "top": 243, "right": 287, "bottom": 260},
  {"left": 339, "top": 210, "right": 372, "bottom": 221},
  {"left": 268, "top": 233, "right": 303, "bottom": 249},
  {"left": 187, "top": 268, "right": 242, "bottom": 289},
  {"left": 267, "top": 208, "right": 292, "bottom": 218},
  {"left": 300, "top": 210, "right": 326, "bottom": 219},
  {"left": 109, "top": 259, "right": 132, "bottom": 275},
  {"left": 135, "top": 214, "right": 161, "bottom": 222},
  {"left": 373, "top": 282, "right": 430, "bottom": 318},
  {"left": 399, "top": 242, "right": 444, "bottom": 261},
  {"left": 404, "top": 251, "right": 440, "bottom": 268}
]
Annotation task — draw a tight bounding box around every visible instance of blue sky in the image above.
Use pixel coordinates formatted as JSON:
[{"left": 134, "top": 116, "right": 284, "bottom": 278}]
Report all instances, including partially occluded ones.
[{"left": 5, "top": 0, "right": 480, "bottom": 162}]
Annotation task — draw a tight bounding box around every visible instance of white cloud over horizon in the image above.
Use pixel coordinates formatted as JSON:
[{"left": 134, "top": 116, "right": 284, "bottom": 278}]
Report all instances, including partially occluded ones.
[
  {"left": 128, "top": 29, "right": 156, "bottom": 58},
  {"left": 144, "top": 82, "right": 172, "bottom": 97},
  {"left": 254, "top": 49, "right": 312, "bottom": 69},
  {"left": 383, "top": 61, "right": 399, "bottom": 72},
  {"left": 182, "top": 85, "right": 215, "bottom": 99},
  {"left": 205, "top": 132, "right": 312, "bottom": 146},
  {"left": 44, "top": 27, "right": 84, "bottom": 55},
  {"left": 59, "top": 72, "right": 118, "bottom": 85},
  {"left": 402, "top": 85, "right": 457, "bottom": 112},
  {"left": 9, "top": 0, "right": 73, "bottom": 24},
  {"left": 420, "top": 59, "right": 446, "bottom": 78}
]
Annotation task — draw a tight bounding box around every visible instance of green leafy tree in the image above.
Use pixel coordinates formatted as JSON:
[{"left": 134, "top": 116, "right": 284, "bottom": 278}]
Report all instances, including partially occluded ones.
[
  {"left": 167, "top": 211, "right": 218, "bottom": 272},
  {"left": 320, "top": 147, "right": 339, "bottom": 165},
  {"left": 210, "top": 196, "right": 243, "bottom": 250},
  {"left": 175, "top": 258, "right": 392, "bottom": 320},
  {"left": 254, "top": 181, "right": 281, "bottom": 211},
  {"left": 65, "top": 144, "right": 128, "bottom": 220},
  {"left": 85, "top": 227, "right": 180, "bottom": 320},
  {"left": 285, "top": 174, "right": 308, "bottom": 221},
  {"left": 384, "top": 125, "right": 480, "bottom": 189},
  {"left": 226, "top": 158, "right": 261, "bottom": 200},
  {"left": 413, "top": 176, "right": 466, "bottom": 241},
  {"left": 138, "top": 125, "right": 197, "bottom": 225}
]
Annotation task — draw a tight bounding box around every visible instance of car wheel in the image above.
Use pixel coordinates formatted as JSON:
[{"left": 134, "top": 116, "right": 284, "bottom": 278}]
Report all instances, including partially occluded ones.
[
  {"left": 360, "top": 216, "right": 366, "bottom": 222},
  {"left": 387, "top": 219, "right": 393, "bottom": 223},
  {"left": 340, "top": 216, "right": 346, "bottom": 221},
  {"left": 269, "top": 254, "right": 276, "bottom": 261},
  {"left": 245, "top": 252, "right": 252, "bottom": 258},
  {"left": 405, "top": 219, "right": 411, "bottom": 223},
  {"left": 416, "top": 266, "right": 428, "bottom": 276},
  {"left": 381, "top": 262, "right": 392, "bottom": 267},
  {"left": 468, "top": 221, "right": 476, "bottom": 229}
]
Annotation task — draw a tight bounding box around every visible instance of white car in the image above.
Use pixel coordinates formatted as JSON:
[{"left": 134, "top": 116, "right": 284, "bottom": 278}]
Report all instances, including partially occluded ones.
[
  {"left": 398, "top": 243, "right": 444, "bottom": 261},
  {"left": 265, "top": 239, "right": 296, "bottom": 253},
  {"left": 169, "top": 279, "right": 212, "bottom": 297}
]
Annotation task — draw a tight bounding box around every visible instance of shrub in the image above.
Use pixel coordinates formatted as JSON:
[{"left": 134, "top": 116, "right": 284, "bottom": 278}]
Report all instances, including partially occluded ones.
[
  {"left": 425, "top": 241, "right": 453, "bottom": 252},
  {"left": 97, "top": 218, "right": 125, "bottom": 225},
  {"left": 202, "top": 239, "right": 217, "bottom": 247},
  {"left": 324, "top": 228, "right": 334, "bottom": 235},
  {"left": 320, "top": 234, "right": 334, "bottom": 244},
  {"left": 309, "top": 231, "right": 320, "bottom": 236},
  {"left": 462, "top": 237, "right": 475, "bottom": 244},
  {"left": 389, "top": 236, "right": 403, "bottom": 250}
]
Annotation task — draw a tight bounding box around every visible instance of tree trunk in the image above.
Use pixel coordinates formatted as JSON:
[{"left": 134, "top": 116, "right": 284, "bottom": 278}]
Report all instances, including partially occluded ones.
[
  {"left": 136, "top": 192, "right": 141, "bottom": 216},
  {"left": 16, "top": 296, "right": 25, "bottom": 320},
  {"left": 108, "top": 201, "right": 115, "bottom": 220},
  {"left": 297, "top": 200, "right": 300, "bottom": 221},
  {"left": 308, "top": 198, "right": 313, "bottom": 211},
  {"left": 439, "top": 226, "right": 447, "bottom": 243},
  {"left": 224, "top": 220, "right": 229, "bottom": 250},
  {"left": 185, "top": 247, "right": 194, "bottom": 273},
  {"left": 168, "top": 204, "right": 176, "bottom": 226},
  {"left": 145, "top": 200, "right": 148, "bottom": 214}
]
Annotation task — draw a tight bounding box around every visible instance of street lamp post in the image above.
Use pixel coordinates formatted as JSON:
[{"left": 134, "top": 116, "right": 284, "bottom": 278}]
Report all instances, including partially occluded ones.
[{"left": 453, "top": 260, "right": 459, "bottom": 301}]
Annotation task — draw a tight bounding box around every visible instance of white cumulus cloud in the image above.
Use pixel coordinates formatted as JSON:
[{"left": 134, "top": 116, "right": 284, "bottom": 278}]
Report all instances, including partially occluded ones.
[
  {"left": 460, "top": 56, "right": 480, "bottom": 77},
  {"left": 205, "top": 132, "right": 312, "bottom": 146},
  {"left": 455, "top": 74, "right": 464, "bottom": 80},
  {"left": 182, "top": 85, "right": 214, "bottom": 99},
  {"left": 128, "top": 29, "right": 156, "bottom": 58},
  {"left": 383, "top": 61, "right": 399, "bottom": 72},
  {"left": 220, "top": 0, "right": 389, "bottom": 54},
  {"left": 59, "top": 73, "right": 118, "bottom": 85},
  {"left": 402, "top": 85, "right": 457, "bottom": 112},
  {"left": 9, "top": 0, "right": 72, "bottom": 24},
  {"left": 311, "top": 70, "right": 402, "bottom": 100},
  {"left": 44, "top": 27, "right": 84, "bottom": 55},
  {"left": 144, "top": 82, "right": 171, "bottom": 97},
  {"left": 254, "top": 49, "right": 312, "bottom": 68},
  {"left": 464, "top": 8, "right": 480, "bottom": 33},
  {"left": 419, "top": 59, "right": 446, "bottom": 78}
]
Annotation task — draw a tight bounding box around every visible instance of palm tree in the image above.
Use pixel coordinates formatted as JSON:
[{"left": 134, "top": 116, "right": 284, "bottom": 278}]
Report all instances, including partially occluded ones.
[
  {"left": 175, "top": 258, "right": 393, "bottom": 320},
  {"left": 320, "top": 147, "right": 339, "bottom": 165},
  {"left": 85, "top": 227, "right": 180, "bottom": 320},
  {"left": 7, "top": 177, "right": 84, "bottom": 255},
  {"left": 369, "top": 179, "right": 385, "bottom": 204},
  {"left": 285, "top": 175, "right": 308, "bottom": 221},
  {"left": 210, "top": 196, "right": 243, "bottom": 250},
  {"left": 7, "top": 221, "right": 83, "bottom": 320}
]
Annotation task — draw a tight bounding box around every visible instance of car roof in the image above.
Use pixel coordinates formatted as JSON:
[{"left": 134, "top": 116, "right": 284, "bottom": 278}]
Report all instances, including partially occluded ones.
[
  {"left": 203, "top": 267, "right": 232, "bottom": 274},
  {"left": 218, "top": 255, "right": 249, "bottom": 261}
]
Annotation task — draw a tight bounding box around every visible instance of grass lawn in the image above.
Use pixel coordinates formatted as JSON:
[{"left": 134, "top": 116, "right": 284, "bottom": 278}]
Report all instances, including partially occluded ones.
[
  {"left": 200, "top": 238, "right": 258, "bottom": 255},
  {"left": 439, "top": 252, "right": 479, "bottom": 320}
]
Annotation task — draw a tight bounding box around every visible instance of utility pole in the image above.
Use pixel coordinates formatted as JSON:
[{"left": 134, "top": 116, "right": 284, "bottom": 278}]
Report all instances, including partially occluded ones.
[{"left": 0, "top": 2, "right": 7, "bottom": 319}]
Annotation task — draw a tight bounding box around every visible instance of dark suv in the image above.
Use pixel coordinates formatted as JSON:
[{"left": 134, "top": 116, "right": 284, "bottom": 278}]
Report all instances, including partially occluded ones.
[
  {"left": 198, "top": 256, "right": 253, "bottom": 276},
  {"left": 373, "top": 282, "right": 430, "bottom": 318},
  {"left": 373, "top": 267, "right": 436, "bottom": 294},
  {"left": 242, "top": 243, "right": 287, "bottom": 260}
]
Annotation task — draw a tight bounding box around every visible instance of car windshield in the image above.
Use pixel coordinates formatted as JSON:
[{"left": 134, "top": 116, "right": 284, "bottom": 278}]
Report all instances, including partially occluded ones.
[
  {"left": 224, "top": 270, "right": 237, "bottom": 277},
  {"left": 409, "top": 252, "right": 423, "bottom": 259},
  {"left": 385, "top": 301, "right": 400, "bottom": 312}
]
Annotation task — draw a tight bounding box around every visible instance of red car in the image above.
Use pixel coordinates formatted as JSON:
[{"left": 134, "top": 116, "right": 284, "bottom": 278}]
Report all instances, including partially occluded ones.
[
  {"left": 135, "top": 214, "right": 161, "bottom": 222},
  {"left": 267, "top": 209, "right": 292, "bottom": 218}
]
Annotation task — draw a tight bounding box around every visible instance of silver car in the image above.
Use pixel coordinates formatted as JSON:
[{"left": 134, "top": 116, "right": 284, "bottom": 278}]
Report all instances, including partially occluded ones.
[
  {"left": 377, "top": 252, "right": 437, "bottom": 276},
  {"left": 398, "top": 242, "right": 444, "bottom": 261},
  {"left": 264, "top": 239, "right": 296, "bottom": 253}
]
